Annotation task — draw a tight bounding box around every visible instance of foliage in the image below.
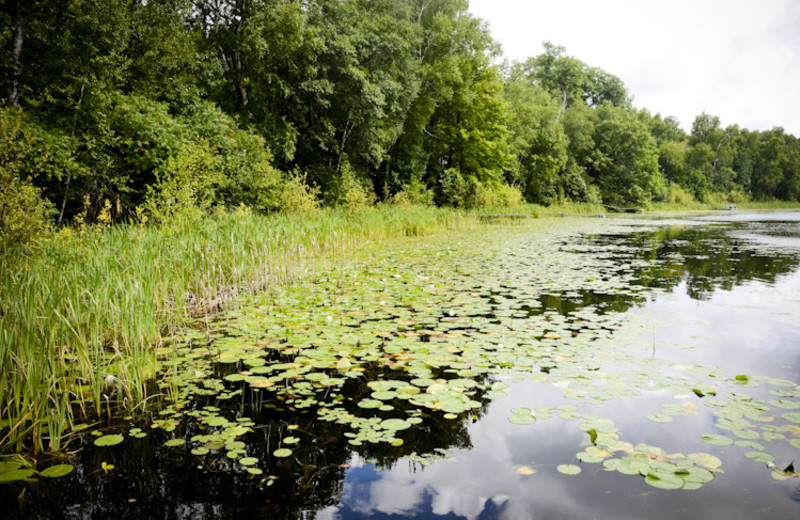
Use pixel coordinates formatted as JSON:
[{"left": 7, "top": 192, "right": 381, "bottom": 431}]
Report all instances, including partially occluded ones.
[
  {"left": 143, "top": 140, "right": 222, "bottom": 226},
  {"left": 0, "top": 107, "right": 52, "bottom": 254},
  {"left": 389, "top": 177, "right": 435, "bottom": 206},
  {"left": 2, "top": 0, "right": 799, "bottom": 221},
  {"left": 325, "top": 158, "right": 377, "bottom": 212},
  {"left": 661, "top": 183, "right": 697, "bottom": 205},
  {"left": 277, "top": 170, "right": 321, "bottom": 214},
  {"left": 0, "top": 204, "right": 475, "bottom": 453}
]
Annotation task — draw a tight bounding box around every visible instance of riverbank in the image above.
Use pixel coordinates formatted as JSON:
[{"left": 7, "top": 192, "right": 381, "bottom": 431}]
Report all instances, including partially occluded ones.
[{"left": 1, "top": 205, "right": 476, "bottom": 454}]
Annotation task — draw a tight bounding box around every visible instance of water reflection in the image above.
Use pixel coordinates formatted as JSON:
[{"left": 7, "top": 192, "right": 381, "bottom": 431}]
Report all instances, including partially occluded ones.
[{"left": 584, "top": 222, "right": 800, "bottom": 301}]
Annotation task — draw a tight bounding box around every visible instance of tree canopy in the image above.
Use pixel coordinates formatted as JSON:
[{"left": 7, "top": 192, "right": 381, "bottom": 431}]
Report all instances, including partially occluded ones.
[{"left": 1, "top": 0, "right": 798, "bottom": 235}]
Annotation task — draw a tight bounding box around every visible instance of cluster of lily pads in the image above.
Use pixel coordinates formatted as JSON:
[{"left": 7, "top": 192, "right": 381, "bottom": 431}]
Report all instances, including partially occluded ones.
[
  {"left": 138, "top": 221, "right": 800, "bottom": 483},
  {"left": 7, "top": 218, "right": 798, "bottom": 490}
]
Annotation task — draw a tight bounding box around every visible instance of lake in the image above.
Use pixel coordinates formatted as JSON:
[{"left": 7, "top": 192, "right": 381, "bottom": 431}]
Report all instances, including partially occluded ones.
[{"left": 4, "top": 210, "right": 800, "bottom": 519}]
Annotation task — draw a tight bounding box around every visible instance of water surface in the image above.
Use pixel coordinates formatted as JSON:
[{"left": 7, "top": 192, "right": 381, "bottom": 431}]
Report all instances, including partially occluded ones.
[{"left": 5, "top": 211, "right": 800, "bottom": 519}]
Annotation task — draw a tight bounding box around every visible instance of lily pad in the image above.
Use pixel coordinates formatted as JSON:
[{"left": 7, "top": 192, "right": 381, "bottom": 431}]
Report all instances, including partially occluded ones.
[
  {"left": 94, "top": 434, "right": 125, "bottom": 447},
  {"left": 645, "top": 472, "right": 684, "bottom": 490},
  {"left": 273, "top": 448, "right": 293, "bottom": 458},
  {"left": 557, "top": 464, "right": 581, "bottom": 475},
  {"left": 782, "top": 413, "right": 800, "bottom": 424},
  {"left": 701, "top": 434, "right": 733, "bottom": 446},
  {"left": 745, "top": 451, "right": 775, "bottom": 463},
  {"left": 381, "top": 419, "right": 412, "bottom": 431}
]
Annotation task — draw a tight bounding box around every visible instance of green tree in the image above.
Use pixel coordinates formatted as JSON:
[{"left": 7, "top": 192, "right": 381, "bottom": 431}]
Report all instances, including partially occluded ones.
[
  {"left": 503, "top": 64, "right": 569, "bottom": 203},
  {"left": 590, "top": 103, "right": 662, "bottom": 204}
]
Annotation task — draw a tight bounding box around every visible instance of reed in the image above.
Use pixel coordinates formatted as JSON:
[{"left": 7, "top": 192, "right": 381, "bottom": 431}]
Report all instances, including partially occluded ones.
[{"left": 0, "top": 204, "right": 476, "bottom": 454}]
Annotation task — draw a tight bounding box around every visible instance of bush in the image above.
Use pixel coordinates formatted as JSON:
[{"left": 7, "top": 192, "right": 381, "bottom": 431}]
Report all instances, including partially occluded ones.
[
  {"left": 663, "top": 183, "right": 697, "bottom": 205},
  {"left": 390, "top": 177, "right": 434, "bottom": 206},
  {"left": 143, "top": 140, "right": 222, "bottom": 225},
  {"left": 479, "top": 182, "right": 525, "bottom": 207},
  {"left": 326, "top": 158, "right": 376, "bottom": 212},
  {"left": 726, "top": 189, "right": 750, "bottom": 204},
  {"left": 0, "top": 108, "right": 53, "bottom": 255},
  {"left": 278, "top": 170, "right": 320, "bottom": 214},
  {"left": 438, "top": 168, "right": 524, "bottom": 208},
  {"left": 0, "top": 171, "right": 53, "bottom": 255}
]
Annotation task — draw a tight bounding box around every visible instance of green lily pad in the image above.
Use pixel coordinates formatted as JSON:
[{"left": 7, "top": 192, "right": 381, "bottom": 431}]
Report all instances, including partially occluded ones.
[
  {"left": 165, "top": 439, "right": 185, "bottom": 447},
  {"left": 688, "top": 453, "right": 722, "bottom": 470},
  {"left": 239, "top": 457, "right": 259, "bottom": 466},
  {"left": 782, "top": 412, "right": 800, "bottom": 424},
  {"left": 557, "top": 464, "right": 581, "bottom": 475},
  {"left": 645, "top": 472, "right": 684, "bottom": 490},
  {"left": 745, "top": 451, "right": 775, "bottom": 463},
  {"left": 94, "top": 434, "right": 124, "bottom": 447},
  {"left": 701, "top": 434, "right": 733, "bottom": 446},
  {"left": 381, "top": 419, "right": 412, "bottom": 431},
  {"left": 273, "top": 448, "right": 293, "bottom": 458}
]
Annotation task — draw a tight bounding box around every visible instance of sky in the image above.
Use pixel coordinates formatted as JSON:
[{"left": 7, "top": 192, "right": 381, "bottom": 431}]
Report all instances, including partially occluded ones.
[{"left": 468, "top": 0, "right": 800, "bottom": 136}]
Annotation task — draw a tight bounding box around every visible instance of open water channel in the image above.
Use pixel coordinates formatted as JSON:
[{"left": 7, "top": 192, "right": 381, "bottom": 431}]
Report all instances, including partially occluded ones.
[{"left": 4, "top": 211, "right": 800, "bottom": 519}]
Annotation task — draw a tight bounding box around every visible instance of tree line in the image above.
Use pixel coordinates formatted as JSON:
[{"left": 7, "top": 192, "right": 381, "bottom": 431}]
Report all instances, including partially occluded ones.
[{"left": 2, "top": 0, "right": 799, "bottom": 242}]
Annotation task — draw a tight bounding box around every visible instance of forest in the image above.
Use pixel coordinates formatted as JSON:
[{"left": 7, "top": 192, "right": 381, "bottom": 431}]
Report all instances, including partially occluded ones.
[{"left": 2, "top": 0, "right": 800, "bottom": 251}]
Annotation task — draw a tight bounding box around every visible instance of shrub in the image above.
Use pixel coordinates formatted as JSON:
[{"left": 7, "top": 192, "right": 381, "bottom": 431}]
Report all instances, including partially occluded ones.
[
  {"left": 0, "top": 108, "right": 53, "bottom": 255},
  {"left": 143, "top": 140, "right": 222, "bottom": 225},
  {"left": 326, "top": 158, "right": 376, "bottom": 212},
  {"left": 479, "top": 182, "right": 525, "bottom": 207},
  {"left": 278, "top": 170, "right": 320, "bottom": 214},
  {"left": 664, "top": 183, "right": 696, "bottom": 205},
  {"left": 390, "top": 177, "right": 434, "bottom": 206}
]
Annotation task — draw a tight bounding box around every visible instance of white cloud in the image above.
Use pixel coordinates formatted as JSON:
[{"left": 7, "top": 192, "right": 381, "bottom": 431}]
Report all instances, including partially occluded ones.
[{"left": 469, "top": 0, "right": 800, "bottom": 134}]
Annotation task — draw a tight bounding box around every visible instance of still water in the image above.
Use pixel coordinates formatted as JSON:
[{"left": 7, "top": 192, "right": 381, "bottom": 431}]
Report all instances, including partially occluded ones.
[{"left": 5, "top": 211, "right": 800, "bottom": 519}]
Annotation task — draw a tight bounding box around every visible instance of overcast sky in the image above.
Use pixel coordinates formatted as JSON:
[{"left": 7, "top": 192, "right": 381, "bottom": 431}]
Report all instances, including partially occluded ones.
[{"left": 468, "top": 0, "right": 800, "bottom": 136}]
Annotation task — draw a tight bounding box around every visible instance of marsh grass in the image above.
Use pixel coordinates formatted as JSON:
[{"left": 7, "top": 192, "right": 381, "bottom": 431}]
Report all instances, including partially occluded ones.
[
  {"left": 648, "top": 200, "right": 800, "bottom": 212},
  {"left": 0, "top": 204, "right": 474, "bottom": 454}
]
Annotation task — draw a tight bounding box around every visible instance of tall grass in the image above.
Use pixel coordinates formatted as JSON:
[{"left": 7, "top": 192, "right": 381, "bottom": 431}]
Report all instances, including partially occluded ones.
[
  {"left": 647, "top": 200, "right": 800, "bottom": 212},
  {"left": 0, "top": 205, "right": 475, "bottom": 454}
]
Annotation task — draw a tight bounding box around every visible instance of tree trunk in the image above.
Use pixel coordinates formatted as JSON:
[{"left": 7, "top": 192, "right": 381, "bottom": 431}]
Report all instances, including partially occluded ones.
[{"left": 4, "top": 0, "right": 24, "bottom": 107}]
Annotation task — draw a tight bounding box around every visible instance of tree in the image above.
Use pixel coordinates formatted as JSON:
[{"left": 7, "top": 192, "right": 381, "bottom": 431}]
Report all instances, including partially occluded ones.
[
  {"left": 503, "top": 64, "right": 569, "bottom": 203},
  {"left": 590, "top": 103, "right": 662, "bottom": 204}
]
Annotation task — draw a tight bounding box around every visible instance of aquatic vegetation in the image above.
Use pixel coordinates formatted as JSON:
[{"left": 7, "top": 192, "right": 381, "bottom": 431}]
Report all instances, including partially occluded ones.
[
  {"left": 0, "top": 205, "right": 474, "bottom": 454},
  {"left": 81, "top": 216, "right": 796, "bottom": 495},
  {"left": 4, "top": 212, "right": 800, "bottom": 515}
]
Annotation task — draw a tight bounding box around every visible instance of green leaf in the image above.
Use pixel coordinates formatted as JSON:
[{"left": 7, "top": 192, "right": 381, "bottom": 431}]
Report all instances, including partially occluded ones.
[
  {"left": 39, "top": 464, "right": 75, "bottom": 478},
  {"left": 381, "top": 419, "right": 412, "bottom": 431},
  {"left": 645, "top": 472, "right": 684, "bottom": 490},
  {"left": 0, "top": 469, "right": 35, "bottom": 483},
  {"left": 745, "top": 451, "right": 775, "bottom": 463},
  {"left": 165, "top": 439, "right": 185, "bottom": 447},
  {"left": 273, "top": 448, "right": 293, "bottom": 458},
  {"left": 701, "top": 434, "right": 733, "bottom": 446},
  {"left": 94, "top": 434, "right": 124, "bottom": 447},
  {"left": 557, "top": 464, "right": 581, "bottom": 475}
]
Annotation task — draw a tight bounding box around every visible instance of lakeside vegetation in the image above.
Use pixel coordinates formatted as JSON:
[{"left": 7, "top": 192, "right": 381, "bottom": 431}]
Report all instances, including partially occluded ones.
[
  {"left": 1, "top": 205, "right": 479, "bottom": 454},
  {"left": 1, "top": 0, "right": 800, "bottom": 457}
]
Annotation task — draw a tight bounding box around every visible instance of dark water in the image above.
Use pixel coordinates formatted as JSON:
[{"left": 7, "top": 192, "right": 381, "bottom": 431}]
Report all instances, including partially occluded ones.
[{"left": 4, "top": 211, "right": 800, "bottom": 520}]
